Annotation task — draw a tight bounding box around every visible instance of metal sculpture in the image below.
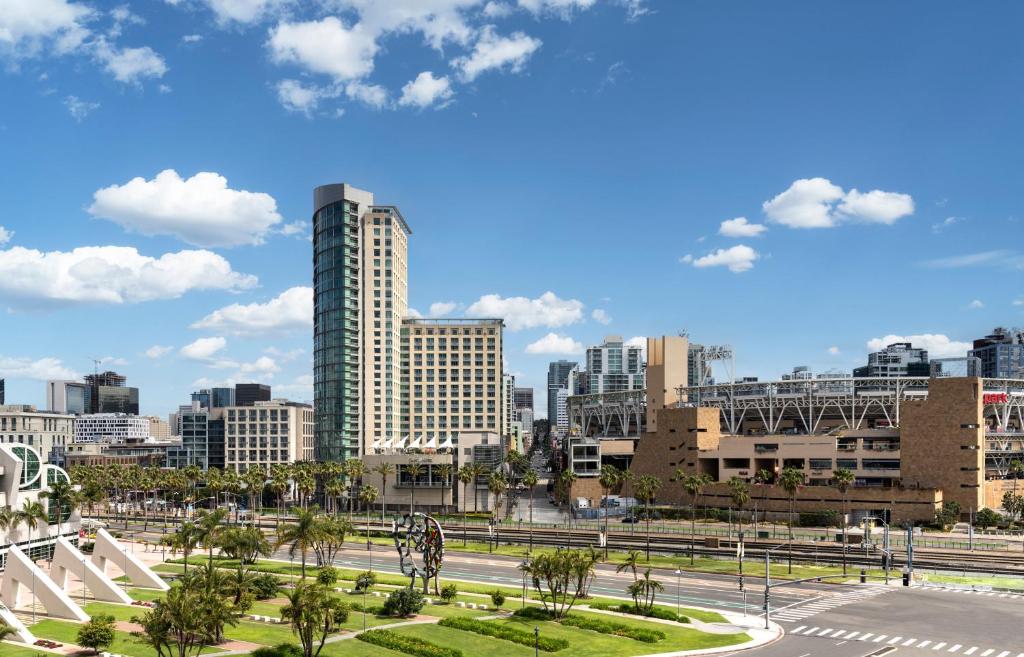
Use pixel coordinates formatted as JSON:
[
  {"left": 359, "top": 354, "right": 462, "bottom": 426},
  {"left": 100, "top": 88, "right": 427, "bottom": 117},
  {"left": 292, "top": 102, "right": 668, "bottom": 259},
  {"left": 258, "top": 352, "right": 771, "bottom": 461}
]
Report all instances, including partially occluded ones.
[{"left": 392, "top": 512, "right": 445, "bottom": 592}]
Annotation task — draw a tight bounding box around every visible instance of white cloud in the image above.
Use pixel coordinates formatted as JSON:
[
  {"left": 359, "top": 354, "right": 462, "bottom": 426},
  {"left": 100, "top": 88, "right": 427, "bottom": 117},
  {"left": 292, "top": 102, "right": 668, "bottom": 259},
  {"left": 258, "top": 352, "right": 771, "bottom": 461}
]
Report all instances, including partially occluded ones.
[
  {"left": 158, "top": 83, "right": 172, "bottom": 93},
  {"left": 525, "top": 332, "right": 584, "bottom": 355},
  {"left": 428, "top": 301, "right": 457, "bottom": 318},
  {"left": 452, "top": 25, "right": 541, "bottom": 82},
  {"left": 617, "top": 0, "right": 652, "bottom": 21},
  {"left": 268, "top": 17, "right": 378, "bottom": 81},
  {"left": 0, "top": 245, "right": 257, "bottom": 307},
  {"left": 0, "top": 0, "right": 93, "bottom": 58},
  {"left": 182, "top": 34, "right": 202, "bottom": 43},
  {"left": 482, "top": 1, "right": 513, "bottom": 18},
  {"left": 89, "top": 169, "right": 283, "bottom": 247},
  {"left": 931, "top": 216, "right": 963, "bottom": 233},
  {"left": 591, "top": 308, "right": 611, "bottom": 325},
  {"left": 624, "top": 336, "right": 647, "bottom": 361},
  {"left": 827, "top": 346, "right": 840, "bottom": 355},
  {"left": 0, "top": 226, "right": 12, "bottom": 245},
  {"left": 866, "top": 334, "right": 971, "bottom": 359},
  {"left": 518, "top": 0, "right": 596, "bottom": 16},
  {"left": 0, "top": 355, "right": 79, "bottom": 381},
  {"left": 203, "top": 0, "right": 289, "bottom": 24},
  {"left": 238, "top": 355, "right": 279, "bottom": 374},
  {"left": 180, "top": 336, "right": 227, "bottom": 361},
  {"left": 276, "top": 79, "right": 338, "bottom": 115},
  {"left": 345, "top": 80, "right": 389, "bottom": 109},
  {"left": 407, "top": 308, "right": 423, "bottom": 319},
  {"left": 278, "top": 221, "right": 306, "bottom": 236},
  {"left": 1014, "top": 299, "right": 1024, "bottom": 307},
  {"left": 63, "top": 95, "right": 99, "bottom": 121},
  {"left": 98, "top": 355, "right": 128, "bottom": 366},
  {"left": 967, "top": 299, "right": 984, "bottom": 309},
  {"left": 763, "top": 178, "right": 914, "bottom": 229},
  {"left": 682, "top": 244, "right": 759, "bottom": 273},
  {"left": 192, "top": 286, "right": 312, "bottom": 335},
  {"left": 263, "top": 346, "right": 303, "bottom": 362},
  {"left": 719, "top": 216, "right": 766, "bottom": 238},
  {"left": 93, "top": 39, "right": 168, "bottom": 83},
  {"left": 145, "top": 345, "right": 173, "bottom": 359},
  {"left": 337, "top": 0, "right": 478, "bottom": 51},
  {"left": 922, "top": 250, "right": 1023, "bottom": 269},
  {"left": 399, "top": 71, "right": 453, "bottom": 108},
  {"left": 466, "top": 291, "right": 583, "bottom": 331}
]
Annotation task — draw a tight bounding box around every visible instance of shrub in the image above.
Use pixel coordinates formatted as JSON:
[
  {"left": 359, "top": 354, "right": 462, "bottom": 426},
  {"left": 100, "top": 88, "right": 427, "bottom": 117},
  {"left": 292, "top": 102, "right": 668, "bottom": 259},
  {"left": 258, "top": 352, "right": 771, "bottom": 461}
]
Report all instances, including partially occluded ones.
[
  {"left": 798, "top": 510, "right": 839, "bottom": 528},
  {"left": 437, "top": 617, "right": 569, "bottom": 652},
  {"left": 382, "top": 587, "right": 425, "bottom": 617},
  {"left": 587, "top": 602, "right": 688, "bottom": 623},
  {"left": 252, "top": 573, "right": 280, "bottom": 600},
  {"left": 251, "top": 644, "right": 304, "bottom": 657},
  {"left": 440, "top": 583, "right": 458, "bottom": 603},
  {"left": 559, "top": 614, "right": 665, "bottom": 643},
  {"left": 355, "top": 571, "right": 377, "bottom": 592},
  {"left": 513, "top": 606, "right": 555, "bottom": 621},
  {"left": 77, "top": 614, "right": 116, "bottom": 655},
  {"left": 490, "top": 590, "right": 506, "bottom": 610},
  {"left": 358, "top": 629, "right": 462, "bottom": 657},
  {"left": 317, "top": 566, "right": 339, "bottom": 586}
]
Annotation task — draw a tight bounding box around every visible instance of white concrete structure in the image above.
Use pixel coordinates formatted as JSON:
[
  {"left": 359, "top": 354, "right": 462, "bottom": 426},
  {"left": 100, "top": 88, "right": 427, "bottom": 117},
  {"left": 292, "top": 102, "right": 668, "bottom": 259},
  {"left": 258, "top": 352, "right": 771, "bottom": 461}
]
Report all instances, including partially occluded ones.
[
  {"left": 74, "top": 413, "right": 151, "bottom": 443},
  {"left": 51, "top": 536, "right": 132, "bottom": 604},
  {"left": 92, "top": 528, "right": 168, "bottom": 591},
  {"left": 0, "top": 599, "right": 35, "bottom": 643},
  {"left": 0, "top": 543, "right": 88, "bottom": 621}
]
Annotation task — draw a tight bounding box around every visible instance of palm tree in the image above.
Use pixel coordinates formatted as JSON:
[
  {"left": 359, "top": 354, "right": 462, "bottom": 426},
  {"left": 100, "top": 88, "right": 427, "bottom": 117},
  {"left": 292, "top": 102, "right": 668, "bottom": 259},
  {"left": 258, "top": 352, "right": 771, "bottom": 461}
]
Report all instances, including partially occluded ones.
[
  {"left": 470, "top": 463, "right": 487, "bottom": 516},
  {"left": 163, "top": 520, "right": 202, "bottom": 574},
  {"left": 434, "top": 463, "right": 454, "bottom": 516},
  {"left": 276, "top": 506, "right": 320, "bottom": 579},
  {"left": 679, "top": 472, "right": 706, "bottom": 565},
  {"left": 345, "top": 459, "right": 365, "bottom": 524},
  {"left": 242, "top": 467, "right": 266, "bottom": 526},
  {"left": 487, "top": 471, "right": 508, "bottom": 551},
  {"left": 522, "top": 469, "right": 538, "bottom": 554},
  {"left": 457, "top": 464, "right": 474, "bottom": 546},
  {"left": 196, "top": 508, "right": 229, "bottom": 566},
  {"left": 754, "top": 468, "right": 773, "bottom": 530},
  {"left": 634, "top": 475, "right": 661, "bottom": 560},
  {"left": 16, "top": 499, "right": 47, "bottom": 556},
  {"left": 832, "top": 468, "right": 855, "bottom": 576},
  {"left": 323, "top": 478, "right": 346, "bottom": 518},
  {"left": 359, "top": 485, "right": 379, "bottom": 559},
  {"left": 41, "top": 478, "right": 77, "bottom": 537},
  {"left": 728, "top": 476, "right": 750, "bottom": 534},
  {"left": 268, "top": 467, "right": 290, "bottom": 530},
  {"left": 598, "top": 465, "right": 621, "bottom": 559},
  {"left": 778, "top": 467, "right": 804, "bottom": 574},
  {"left": 1011, "top": 459, "right": 1024, "bottom": 497},
  {"left": 372, "top": 462, "right": 396, "bottom": 524},
  {"left": 559, "top": 469, "right": 578, "bottom": 549},
  {"left": 405, "top": 459, "right": 424, "bottom": 514}
]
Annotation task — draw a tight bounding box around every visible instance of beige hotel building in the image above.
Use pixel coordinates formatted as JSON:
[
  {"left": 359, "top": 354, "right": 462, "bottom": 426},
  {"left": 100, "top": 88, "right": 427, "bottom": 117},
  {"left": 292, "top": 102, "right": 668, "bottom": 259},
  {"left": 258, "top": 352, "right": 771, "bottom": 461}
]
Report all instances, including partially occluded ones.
[{"left": 225, "top": 400, "right": 314, "bottom": 474}]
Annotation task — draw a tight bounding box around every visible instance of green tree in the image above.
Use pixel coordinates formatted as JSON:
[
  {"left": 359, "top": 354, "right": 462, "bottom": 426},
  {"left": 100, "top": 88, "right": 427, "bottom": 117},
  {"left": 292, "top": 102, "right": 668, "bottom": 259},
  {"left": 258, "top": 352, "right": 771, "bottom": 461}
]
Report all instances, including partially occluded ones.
[
  {"left": 359, "top": 484, "right": 379, "bottom": 560},
  {"left": 163, "top": 520, "right": 203, "bottom": 574},
  {"left": 280, "top": 583, "right": 351, "bottom": 657},
  {"left": 456, "top": 464, "right": 474, "bottom": 546},
  {"left": 434, "top": 463, "right": 454, "bottom": 516},
  {"left": 405, "top": 459, "right": 424, "bottom": 514},
  {"left": 598, "top": 464, "right": 621, "bottom": 559},
  {"left": 831, "top": 468, "right": 855, "bottom": 575},
  {"left": 16, "top": 499, "right": 47, "bottom": 560},
  {"left": 778, "top": 467, "right": 804, "bottom": 574},
  {"left": 680, "top": 472, "right": 708, "bottom": 565},
  {"left": 77, "top": 614, "right": 116, "bottom": 655},
  {"left": 41, "top": 478, "right": 77, "bottom": 536},
  {"left": 559, "top": 469, "right": 578, "bottom": 548},
  {"left": 195, "top": 508, "right": 229, "bottom": 567},
  {"left": 633, "top": 474, "right": 662, "bottom": 559},
  {"left": 276, "top": 507, "right": 320, "bottom": 579},
  {"left": 132, "top": 585, "right": 209, "bottom": 657},
  {"left": 372, "top": 462, "right": 396, "bottom": 524},
  {"left": 728, "top": 476, "right": 750, "bottom": 534}
]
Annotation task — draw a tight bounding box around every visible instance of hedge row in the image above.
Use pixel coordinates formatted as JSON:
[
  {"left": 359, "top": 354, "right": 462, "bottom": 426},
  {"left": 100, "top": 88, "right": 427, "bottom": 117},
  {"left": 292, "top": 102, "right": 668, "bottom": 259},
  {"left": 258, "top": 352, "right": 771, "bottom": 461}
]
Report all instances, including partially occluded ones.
[
  {"left": 357, "top": 630, "right": 462, "bottom": 657},
  {"left": 513, "top": 607, "right": 556, "bottom": 621},
  {"left": 437, "top": 617, "right": 569, "bottom": 652},
  {"left": 558, "top": 614, "right": 666, "bottom": 643},
  {"left": 588, "top": 602, "right": 689, "bottom": 623}
]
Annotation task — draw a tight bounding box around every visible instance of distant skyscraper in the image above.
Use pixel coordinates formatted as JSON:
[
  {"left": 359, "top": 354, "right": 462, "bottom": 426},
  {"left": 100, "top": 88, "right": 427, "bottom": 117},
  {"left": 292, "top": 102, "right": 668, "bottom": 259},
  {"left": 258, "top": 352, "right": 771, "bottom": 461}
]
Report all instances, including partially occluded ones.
[
  {"left": 547, "top": 360, "right": 578, "bottom": 422},
  {"left": 513, "top": 387, "right": 534, "bottom": 410},
  {"left": 313, "top": 184, "right": 410, "bottom": 461},
  {"left": 235, "top": 383, "right": 271, "bottom": 406},
  {"left": 970, "top": 327, "right": 1024, "bottom": 379},
  {"left": 854, "top": 342, "right": 930, "bottom": 378},
  {"left": 582, "top": 335, "right": 645, "bottom": 394},
  {"left": 191, "top": 387, "right": 236, "bottom": 409},
  {"left": 47, "top": 380, "right": 88, "bottom": 415},
  {"left": 83, "top": 371, "right": 139, "bottom": 415},
  {"left": 0, "top": 378, "right": 4, "bottom": 405}
]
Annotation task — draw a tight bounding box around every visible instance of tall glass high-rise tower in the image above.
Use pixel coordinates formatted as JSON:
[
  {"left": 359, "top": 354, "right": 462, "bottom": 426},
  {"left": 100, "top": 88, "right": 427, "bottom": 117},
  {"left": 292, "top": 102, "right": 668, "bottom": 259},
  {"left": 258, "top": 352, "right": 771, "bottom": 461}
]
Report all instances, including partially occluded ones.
[{"left": 313, "top": 184, "right": 410, "bottom": 461}]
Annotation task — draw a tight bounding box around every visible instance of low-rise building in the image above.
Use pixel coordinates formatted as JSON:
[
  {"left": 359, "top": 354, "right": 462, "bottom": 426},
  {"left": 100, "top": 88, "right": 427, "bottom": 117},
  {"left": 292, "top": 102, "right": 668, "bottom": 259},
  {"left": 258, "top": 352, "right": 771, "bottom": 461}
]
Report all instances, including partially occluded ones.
[
  {"left": 74, "top": 414, "right": 151, "bottom": 443},
  {"left": 65, "top": 438, "right": 179, "bottom": 468},
  {"left": 0, "top": 405, "right": 75, "bottom": 464}
]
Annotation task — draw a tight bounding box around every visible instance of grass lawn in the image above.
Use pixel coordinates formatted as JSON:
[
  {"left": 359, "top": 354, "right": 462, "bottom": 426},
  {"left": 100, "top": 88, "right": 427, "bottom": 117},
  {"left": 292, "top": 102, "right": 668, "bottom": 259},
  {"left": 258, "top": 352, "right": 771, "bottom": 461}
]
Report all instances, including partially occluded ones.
[
  {"left": 391, "top": 610, "right": 748, "bottom": 657},
  {"left": 921, "top": 573, "right": 1024, "bottom": 591},
  {"left": 224, "top": 619, "right": 302, "bottom": 646},
  {"left": 31, "top": 619, "right": 214, "bottom": 657},
  {"left": 0, "top": 647, "right": 48, "bottom": 657},
  {"left": 85, "top": 601, "right": 148, "bottom": 622}
]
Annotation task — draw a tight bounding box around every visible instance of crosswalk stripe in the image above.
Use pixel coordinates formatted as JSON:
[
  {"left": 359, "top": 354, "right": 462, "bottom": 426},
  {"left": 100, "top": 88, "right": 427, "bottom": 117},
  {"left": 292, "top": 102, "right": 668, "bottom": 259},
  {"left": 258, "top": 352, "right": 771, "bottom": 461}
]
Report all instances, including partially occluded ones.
[
  {"left": 805, "top": 627, "right": 819, "bottom": 635},
  {"left": 873, "top": 635, "right": 888, "bottom": 643},
  {"left": 933, "top": 643, "right": 946, "bottom": 650},
  {"left": 964, "top": 648, "right": 978, "bottom": 655},
  {"left": 903, "top": 639, "right": 919, "bottom": 646},
  {"left": 829, "top": 629, "right": 846, "bottom": 637},
  {"left": 889, "top": 637, "right": 903, "bottom": 645},
  {"left": 859, "top": 633, "right": 874, "bottom": 641},
  {"left": 918, "top": 641, "right": 931, "bottom": 648},
  {"left": 948, "top": 646, "right": 962, "bottom": 653},
  {"left": 981, "top": 649, "right": 994, "bottom": 657},
  {"left": 844, "top": 632, "right": 860, "bottom": 640},
  {"left": 792, "top": 626, "right": 806, "bottom": 634},
  {"left": 818, "top": 628, "right": 834, "bottom": 636},
  {"left": 996, "top": 651, "right": 1010, "bottom": 657}
]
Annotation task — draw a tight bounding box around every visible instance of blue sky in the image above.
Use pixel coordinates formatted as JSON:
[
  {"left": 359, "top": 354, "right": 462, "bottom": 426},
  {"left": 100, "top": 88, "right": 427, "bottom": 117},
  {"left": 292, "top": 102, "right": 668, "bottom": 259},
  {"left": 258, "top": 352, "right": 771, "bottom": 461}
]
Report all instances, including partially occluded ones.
[{"left": 1, "top": 0, "right": 1022, "bottom": 418}]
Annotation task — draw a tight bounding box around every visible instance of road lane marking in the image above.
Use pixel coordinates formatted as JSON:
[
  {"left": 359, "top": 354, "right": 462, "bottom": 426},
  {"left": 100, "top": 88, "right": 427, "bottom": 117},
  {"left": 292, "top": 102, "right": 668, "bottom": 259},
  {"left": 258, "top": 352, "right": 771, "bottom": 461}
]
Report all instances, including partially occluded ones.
[
  {"left": 903, "top": 639, "right": 919, "bottom": 646},
  {"left": 995, "top": 651, "right": 1010, "bottom": 657},
  {"left": 932, "top": 643, "right": 946, "bottom": 650},
  {"left": 948, "top": 646, "right": 962, "bottom": 653},
  {"left": 981, "top": 650, "right": 994, "bottom": 657},
  {"left": 889, "top": 637, "right": 903, "bottom": 644},
  {"left": 792, "top": 625, "right": 807, "bottom": 634},
  {"left": 918, "top": 641, "right": 931, "bottom": 648},
  {"left": 817, "top": 628, "right": 834, "bottom": 636},
  {"left": 964, "top": 648, "right": 978, "bottom": 655},
  {"left": 873, "top": 635, "right": 888, "bottom": 642},
  {"left": 804, "top": 627, "right": 819, "bottom": 635},
  {"left": 859, "top": 633, "right": 874, "bottom": 641}
]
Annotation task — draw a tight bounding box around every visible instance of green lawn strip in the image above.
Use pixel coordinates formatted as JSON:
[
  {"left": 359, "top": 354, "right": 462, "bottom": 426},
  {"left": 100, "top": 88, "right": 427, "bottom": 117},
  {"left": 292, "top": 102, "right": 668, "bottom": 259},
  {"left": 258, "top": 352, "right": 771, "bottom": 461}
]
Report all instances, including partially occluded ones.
[
  {"left": 30, "top": 619, "right": 214, "bottom": 657},
  {"left": 319, "top": 640, "right": 403, "bottom": 657},
  {"left": 557, "top": 614, "right": 665, "bottom": 643},
  {"left": 223, "top": 619, "right": 302, "bottom": 646},
  {"left": 437, "top": 616, "right": 568, "bottom": 651},
  {"left": 0, "top": 647, "right": 49, "bottom": 657},
  {"left": 357, "top": 629, "right": 462, "bottom": 657},
  {"left": 84, "top": 601, "right": 150, "bottom": 622},
  {"left": 921, "top": 573, "right": 1024, "bottom": 591}
]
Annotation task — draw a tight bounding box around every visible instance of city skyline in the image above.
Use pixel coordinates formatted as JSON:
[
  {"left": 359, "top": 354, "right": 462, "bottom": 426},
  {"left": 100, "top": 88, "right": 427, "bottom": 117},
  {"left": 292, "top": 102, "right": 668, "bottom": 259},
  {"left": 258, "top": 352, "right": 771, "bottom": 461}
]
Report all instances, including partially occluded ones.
[{"left": 3, "top": 2, "right": 1024, "bottom": 418}]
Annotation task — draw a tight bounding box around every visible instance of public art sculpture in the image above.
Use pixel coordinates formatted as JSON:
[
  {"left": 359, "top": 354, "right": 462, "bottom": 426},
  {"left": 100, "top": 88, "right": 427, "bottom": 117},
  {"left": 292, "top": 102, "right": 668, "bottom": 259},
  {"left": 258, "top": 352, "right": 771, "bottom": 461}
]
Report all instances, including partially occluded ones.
[{"left": 392, "top": 512, "right": 445, "bottom": 593}]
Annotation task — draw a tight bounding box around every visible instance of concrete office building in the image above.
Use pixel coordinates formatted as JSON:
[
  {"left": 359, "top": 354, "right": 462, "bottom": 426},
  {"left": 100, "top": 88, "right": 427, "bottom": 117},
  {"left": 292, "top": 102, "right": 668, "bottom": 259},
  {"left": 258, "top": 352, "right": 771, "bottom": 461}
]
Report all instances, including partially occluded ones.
[
  {"left": 971, "top": 327, "right": 1024, "bottom": 379},
  {"left": 582, "top": 336, "right": 645, "bottom": 394},
  {"left": 554, "top": 388, "right": 570, "bottom": 437},
  {"left": 313, "top": 184, "right": 411, "bottom": 461},
  {"left": 0, "top": 378, "right": 3, "bottom": 405},
  {"left": 165, "top": 402, "right": 225, "bottom": 470},
  {"left": 73, "top": 414, "right": 151, "bottom": 443},
  {"left": 46, "top": 381, "right": 88, "bottom": 415},
  {"left": 399, "top": 318, "right": 504, "bottom": 447},
  {"left": 84, "top": 371, "right": 139, "bottom": 415},
  {"left": 225, "top": 400, "right": 314, "bottom": 474},
  {"left": 854, "top": 342, "right": 931, "bottom": 378},
  {"left": 513, "top": 387, "right": 533, "bottom": 410},
  {"left": 192, "top": 387, "right": 236, "bottom": 409},
  {"left": 547, "top": 360, "right": 578, "bottom": 422},
  {"left": 65, "top": 438, "right": 179, "bottom": 468},
  {"left": 502, "top": 373, "right": 515, "bottom": 438},
  {"left": 146, "top": 416, "right": 171, "bottom": 440},
  {"left": 235, "top": 383, "right": 271, "bottom": 407},
  {"left": 0, "top": 406, "right": 74, "bottom": 464}
]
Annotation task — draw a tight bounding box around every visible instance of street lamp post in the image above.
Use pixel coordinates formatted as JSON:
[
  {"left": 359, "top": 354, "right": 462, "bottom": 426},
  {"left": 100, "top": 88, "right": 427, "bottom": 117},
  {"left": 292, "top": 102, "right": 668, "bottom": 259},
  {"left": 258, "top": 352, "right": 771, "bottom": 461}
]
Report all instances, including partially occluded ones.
[
  {"left": 534, "top": 626, "right": 540, "bottom": 657},
  {"left": 674, "top": 569, "right": 681, "bottom": 615},
  {"left": 521, "top": 560, "right": 528, "bottom": 609},
  {"left": 762, "top": 544, "right": 788, "bottom": 630}
]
